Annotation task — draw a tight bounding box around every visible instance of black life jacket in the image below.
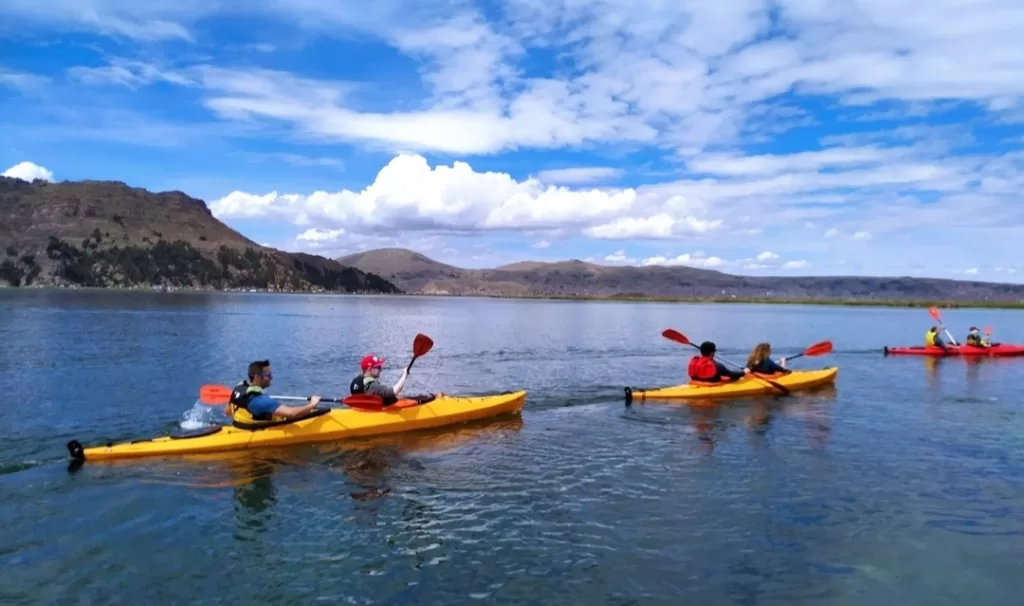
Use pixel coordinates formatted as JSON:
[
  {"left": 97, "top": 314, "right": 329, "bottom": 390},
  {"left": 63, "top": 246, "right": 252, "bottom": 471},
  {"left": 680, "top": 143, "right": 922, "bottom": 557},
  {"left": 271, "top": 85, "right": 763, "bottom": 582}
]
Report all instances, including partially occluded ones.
[{"left": 229, "top": 381, "right": 272, "bottom": 421}]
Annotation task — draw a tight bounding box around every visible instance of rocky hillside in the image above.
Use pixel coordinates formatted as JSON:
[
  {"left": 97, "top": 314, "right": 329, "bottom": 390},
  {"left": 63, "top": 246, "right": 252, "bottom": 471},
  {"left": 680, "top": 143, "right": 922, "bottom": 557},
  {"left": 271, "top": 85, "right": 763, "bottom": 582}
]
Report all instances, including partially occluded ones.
[
  {"left": 337, "top": 248, "right": 1024, "bottom": 302},
  {"left": 0, "top": 176, "right": 400, "bottom": 293}
]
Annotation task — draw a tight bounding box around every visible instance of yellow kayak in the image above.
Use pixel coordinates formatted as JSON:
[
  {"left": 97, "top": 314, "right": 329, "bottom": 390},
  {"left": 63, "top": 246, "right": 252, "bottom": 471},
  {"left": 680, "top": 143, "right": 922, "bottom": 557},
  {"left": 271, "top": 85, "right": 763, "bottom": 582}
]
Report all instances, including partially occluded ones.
[
  {"left": 67, "top": 391, "right": 526, "bottom": 463},
  {"left": 625, "top": 367, "right": 838, "bottom": 400}
]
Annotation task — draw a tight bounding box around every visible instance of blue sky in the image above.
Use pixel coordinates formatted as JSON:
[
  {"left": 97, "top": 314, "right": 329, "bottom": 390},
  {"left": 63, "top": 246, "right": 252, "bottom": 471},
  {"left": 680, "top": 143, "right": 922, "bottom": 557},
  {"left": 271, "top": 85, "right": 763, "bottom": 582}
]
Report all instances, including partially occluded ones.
[{"left": 3, "top": 0, "right": 1024, "bottom": 281}]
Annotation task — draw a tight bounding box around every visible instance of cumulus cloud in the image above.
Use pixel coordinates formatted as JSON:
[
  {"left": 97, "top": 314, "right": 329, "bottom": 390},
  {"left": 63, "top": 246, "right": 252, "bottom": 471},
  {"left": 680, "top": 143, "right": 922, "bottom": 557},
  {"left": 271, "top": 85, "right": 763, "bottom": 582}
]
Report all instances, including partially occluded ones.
[
  {"left": 210, "top": 153, "right": 723, "bottom": 239},
  {"left": 600, "top": 248, "right": 809, "bottom": 273},
  {"left": 641, "top": 253, "right": 727, "bottom": 269},
  {"left": 2, "top": 161, "right": 54, "bottom": 182}
]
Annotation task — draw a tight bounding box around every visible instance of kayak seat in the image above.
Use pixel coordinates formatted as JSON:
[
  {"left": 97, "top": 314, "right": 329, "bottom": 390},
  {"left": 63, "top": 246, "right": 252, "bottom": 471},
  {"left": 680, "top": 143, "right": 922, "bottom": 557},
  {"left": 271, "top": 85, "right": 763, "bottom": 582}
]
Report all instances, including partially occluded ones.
[{"left": 232, "top": 406, "right": 332, "bottom": 431}]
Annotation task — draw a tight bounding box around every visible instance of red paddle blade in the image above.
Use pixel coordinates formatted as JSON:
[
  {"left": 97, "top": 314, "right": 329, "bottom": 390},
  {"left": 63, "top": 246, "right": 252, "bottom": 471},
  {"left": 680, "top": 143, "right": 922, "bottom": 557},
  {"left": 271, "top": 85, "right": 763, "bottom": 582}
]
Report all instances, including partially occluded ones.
[
  {"left": 661, "top": 329, "right": 691, "bottom": 345},
  {"left": 413, "top": 333, "right": 434, "bottom": 357},
  {"left": 984, "top": 326, "right": 992, "bottom": 335},
  {"left": 928, "top": 306, "right": 941, "bottom": 322},
  {"left": 803, "top": 340, "right": 833, "bottom": 356},
  {"left": 199, "top": 384, "right": 232, "bottom": 405},
  {"left": 343, "top": 395, "right": 385, "bottom": 410}
]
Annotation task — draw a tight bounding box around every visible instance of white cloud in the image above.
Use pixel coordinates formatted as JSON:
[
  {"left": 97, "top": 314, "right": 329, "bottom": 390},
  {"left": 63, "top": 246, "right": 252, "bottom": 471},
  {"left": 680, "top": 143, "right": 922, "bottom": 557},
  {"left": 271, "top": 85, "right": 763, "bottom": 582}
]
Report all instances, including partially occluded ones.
[
  {"left": 2, "top": 161, "right": 54, "bottom": 182},
  {"left": 536, "top": 167, "right": 624, "bottom": 185},
  {"left": 246, "top": 152, "right": 345, "bottom": 170},
  {"left": 0, "top": 68, "right": 51, "bottom": 92},
  {"left": 604, "top": 250, "right": 634, "bottom": 264},
  {"left": 823, "top": 228, "right": 840, "bottom": 238},
  {"left": 641, "top": 253, "right": 726, "bottom": 269},
  {"left": 583, "top": 214, "right": 724, "bottom": 240},
  {"left": 210, "top": 153, "right": 724, "bottom": 238},
  {"left": 532, "top": 240, "right": 551, "bottom": 249},
  {"left": 756, "top": 251, "right": 779, "bottom": 262},
  {"left": 851, "top": 231, "right": 872, "bottom": 241},
  {"left": 68, "top": 59, "right": 195, "bottom": 89},
  {"left": 688, "top": 146, "right": 911, "bottom": 177},
  {"left": 11, "top": 0, "right": 1024, "bottom": 158},
  {"left": 782, "top": 260, "right": 811, "bottom": 270}
]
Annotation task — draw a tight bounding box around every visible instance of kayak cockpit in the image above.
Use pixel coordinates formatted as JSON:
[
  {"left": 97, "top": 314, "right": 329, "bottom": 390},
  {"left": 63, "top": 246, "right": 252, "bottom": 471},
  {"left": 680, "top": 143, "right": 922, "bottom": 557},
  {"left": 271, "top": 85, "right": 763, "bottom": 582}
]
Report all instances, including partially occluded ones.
[{"left": 231, "top": 405, "right": 332, "bottom": 430}]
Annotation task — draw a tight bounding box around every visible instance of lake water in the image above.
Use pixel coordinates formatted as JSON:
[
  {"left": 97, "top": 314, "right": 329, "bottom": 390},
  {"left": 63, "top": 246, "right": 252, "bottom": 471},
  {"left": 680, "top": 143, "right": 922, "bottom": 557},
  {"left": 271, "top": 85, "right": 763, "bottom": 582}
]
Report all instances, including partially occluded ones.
[{"left": 2, "top": 290, "right": 1023, "bottom": 605}]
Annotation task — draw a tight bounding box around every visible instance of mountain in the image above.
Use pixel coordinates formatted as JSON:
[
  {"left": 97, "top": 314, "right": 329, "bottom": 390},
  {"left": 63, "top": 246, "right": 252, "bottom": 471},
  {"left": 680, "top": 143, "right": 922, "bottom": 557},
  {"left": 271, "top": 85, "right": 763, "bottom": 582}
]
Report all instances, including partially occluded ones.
[
  {"left": 0, "top": 176, "right": 400, "bottom": 293},
  {"left": 337, "top": 248, "right": 1024, "bottom": 303}
]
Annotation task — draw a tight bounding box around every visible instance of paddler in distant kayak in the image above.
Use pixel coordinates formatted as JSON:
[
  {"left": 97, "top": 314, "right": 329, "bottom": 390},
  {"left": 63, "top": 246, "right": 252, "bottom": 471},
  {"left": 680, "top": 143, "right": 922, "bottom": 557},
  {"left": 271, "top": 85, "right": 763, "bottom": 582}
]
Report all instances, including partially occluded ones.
[
  {"left": 350, "top": 354, "right": 408, "bottom": 406},
  {"left": 688, "top": 341, "right": 750, "bottom": 383},
  {"left": 227, "top": 360, "right": 322, "bottom": 422},
  {"left": 744, "top": 343, "right": 792, "bottom": 375},
  {"left": 925, "top": 326, "right": 950, "bottom": 351},
  {"left": 965, "top": 326, "right": 991, "bottom": 347}
]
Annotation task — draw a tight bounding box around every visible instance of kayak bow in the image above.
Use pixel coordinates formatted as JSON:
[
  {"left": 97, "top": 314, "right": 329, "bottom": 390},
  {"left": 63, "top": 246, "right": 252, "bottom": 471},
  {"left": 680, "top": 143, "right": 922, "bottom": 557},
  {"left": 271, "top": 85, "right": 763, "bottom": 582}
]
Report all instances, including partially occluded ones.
[
  {"left": 625, "top": 367, "right": 838, "bottom": 401},
  {"left": 67, "top": 390, "right": 526, "bottom": 463}
]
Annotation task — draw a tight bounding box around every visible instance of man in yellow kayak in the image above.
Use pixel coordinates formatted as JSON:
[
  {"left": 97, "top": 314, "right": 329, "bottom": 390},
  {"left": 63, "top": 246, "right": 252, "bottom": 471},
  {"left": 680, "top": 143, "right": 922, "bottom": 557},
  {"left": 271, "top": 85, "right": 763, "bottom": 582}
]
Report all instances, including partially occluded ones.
[
  {"left": 688, "top": 341, "right": 750, "bottom": 383},
  {"left": 227, "top": 360, "right": 322, "bottom": 422},
  {"left": 965, "top": 327, "right": 991, "bottom": 347},
  {"left": 350, "top": 354, "right": 408, "bottom": 406},
  {"left": 925, "top": 326, "right": 950, "bottom": 351}
]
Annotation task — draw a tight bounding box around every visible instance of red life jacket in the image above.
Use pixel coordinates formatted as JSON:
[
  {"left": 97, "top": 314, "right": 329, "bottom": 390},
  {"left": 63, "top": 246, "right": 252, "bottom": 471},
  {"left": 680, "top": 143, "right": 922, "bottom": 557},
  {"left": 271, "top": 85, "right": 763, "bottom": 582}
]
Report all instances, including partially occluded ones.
[{"left": 688, "top": 355, "right": 717, "bottom": 380}]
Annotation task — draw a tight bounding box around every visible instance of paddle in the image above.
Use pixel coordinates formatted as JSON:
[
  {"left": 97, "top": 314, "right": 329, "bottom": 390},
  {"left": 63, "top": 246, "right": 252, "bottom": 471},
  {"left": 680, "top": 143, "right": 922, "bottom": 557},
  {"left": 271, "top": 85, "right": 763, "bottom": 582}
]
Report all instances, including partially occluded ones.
[
  {"left": 661, "top": 329, "right": 792, "bottom": 396},
  {"left": 406, "top": 333, "right": 434, "bottom": 372},
  {"left": 198, "top": 385, "right": 389, "bottom": 411},
  {"left": 928, "top": 306, "right": 959, "bottom": 346},
  {"left": 781, "top": 340, "right": 834, "bottom": 362}
]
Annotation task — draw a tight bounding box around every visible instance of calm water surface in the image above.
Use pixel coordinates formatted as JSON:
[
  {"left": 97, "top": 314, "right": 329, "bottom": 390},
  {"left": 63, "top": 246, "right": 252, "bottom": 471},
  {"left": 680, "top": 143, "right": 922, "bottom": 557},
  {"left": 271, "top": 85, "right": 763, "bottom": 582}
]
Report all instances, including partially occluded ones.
[{"left": 1, "top": 290, "right": 1023, "bottom": 604}]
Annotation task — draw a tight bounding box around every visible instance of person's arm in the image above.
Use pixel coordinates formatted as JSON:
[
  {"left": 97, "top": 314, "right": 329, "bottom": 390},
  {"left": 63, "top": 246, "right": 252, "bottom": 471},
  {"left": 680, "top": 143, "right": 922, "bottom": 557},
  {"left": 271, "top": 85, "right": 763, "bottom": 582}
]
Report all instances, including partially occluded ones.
[
  {"left": 765, "top": 358, "right": 791, "bottom": 374},
  {"left": 392, "top": 368, "right": 408, "bottom": 396},
  {"left": 716, "top": 361, "right": 748, "bottom": 380},
  {"left": 250, "top": 394, "right": 321, "bottom": 419},
  {"left": 273, "top": 396, "right": 322, "bottom": 419}
]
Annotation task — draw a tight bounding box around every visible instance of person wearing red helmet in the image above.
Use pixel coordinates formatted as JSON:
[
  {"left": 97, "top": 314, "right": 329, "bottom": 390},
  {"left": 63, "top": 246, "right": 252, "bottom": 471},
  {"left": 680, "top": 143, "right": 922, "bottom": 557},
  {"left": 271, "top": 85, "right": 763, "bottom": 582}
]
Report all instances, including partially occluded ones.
[{"left": 349, "top": 354, "right": 408, "bottom": 406}]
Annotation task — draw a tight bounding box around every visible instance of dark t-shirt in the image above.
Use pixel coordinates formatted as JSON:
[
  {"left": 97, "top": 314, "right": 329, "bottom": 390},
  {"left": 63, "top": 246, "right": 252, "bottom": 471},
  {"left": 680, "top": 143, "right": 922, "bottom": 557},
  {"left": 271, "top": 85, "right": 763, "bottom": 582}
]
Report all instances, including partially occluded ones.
[{"left": 350, "top": 375, "right": 397, "bottom": 405}]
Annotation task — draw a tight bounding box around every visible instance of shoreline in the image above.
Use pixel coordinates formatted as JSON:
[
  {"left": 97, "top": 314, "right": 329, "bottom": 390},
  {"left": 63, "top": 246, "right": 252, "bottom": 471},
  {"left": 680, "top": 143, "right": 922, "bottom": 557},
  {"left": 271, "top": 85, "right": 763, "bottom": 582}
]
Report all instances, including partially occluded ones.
[{"left": 3, "top": 284, "right": 1024, "bottom": 310}]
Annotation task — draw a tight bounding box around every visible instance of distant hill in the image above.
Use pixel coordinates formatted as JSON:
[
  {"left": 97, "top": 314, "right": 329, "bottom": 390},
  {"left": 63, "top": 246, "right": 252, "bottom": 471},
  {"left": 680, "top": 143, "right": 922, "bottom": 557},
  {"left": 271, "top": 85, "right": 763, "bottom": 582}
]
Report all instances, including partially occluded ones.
[
  {"left": 337, "top": 248, "right": 1024, "bottom": 303},
  {"left": 0, "top": 177, "right": 400, "bottom": 293}
]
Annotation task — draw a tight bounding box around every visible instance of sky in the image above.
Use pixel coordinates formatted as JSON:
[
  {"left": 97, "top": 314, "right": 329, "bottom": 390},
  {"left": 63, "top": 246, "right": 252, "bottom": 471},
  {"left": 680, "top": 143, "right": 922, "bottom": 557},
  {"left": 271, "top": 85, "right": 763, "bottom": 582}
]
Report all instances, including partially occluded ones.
[{"left": 2, "top": 1, "right": 1024, "bottom": 280}]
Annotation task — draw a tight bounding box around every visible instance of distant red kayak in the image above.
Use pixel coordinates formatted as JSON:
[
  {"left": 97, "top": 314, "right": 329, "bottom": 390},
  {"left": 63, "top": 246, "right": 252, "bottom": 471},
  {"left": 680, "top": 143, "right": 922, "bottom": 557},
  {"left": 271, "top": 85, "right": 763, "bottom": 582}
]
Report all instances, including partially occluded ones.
[{"left": 883, "top": 344, "right": 1024, "bottom": 357}]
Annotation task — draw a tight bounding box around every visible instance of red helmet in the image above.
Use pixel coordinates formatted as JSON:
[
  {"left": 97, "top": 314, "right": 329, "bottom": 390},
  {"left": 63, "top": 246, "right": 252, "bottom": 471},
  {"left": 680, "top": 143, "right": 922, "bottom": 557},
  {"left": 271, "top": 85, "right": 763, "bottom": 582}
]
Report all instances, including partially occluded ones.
[{"left": 360, "top": 354, "right": 387, "bottom": 371}]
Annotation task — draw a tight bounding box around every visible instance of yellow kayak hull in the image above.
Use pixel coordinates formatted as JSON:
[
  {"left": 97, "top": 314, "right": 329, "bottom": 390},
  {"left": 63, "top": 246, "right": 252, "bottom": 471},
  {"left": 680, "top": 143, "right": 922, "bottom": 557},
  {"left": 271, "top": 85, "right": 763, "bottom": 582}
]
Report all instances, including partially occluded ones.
[
  {"left": 69, "top": 391, "right": 526, "bottom": 462},
  {"left": 627, "top": 367, "right": 838, "bottom": 400}
]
